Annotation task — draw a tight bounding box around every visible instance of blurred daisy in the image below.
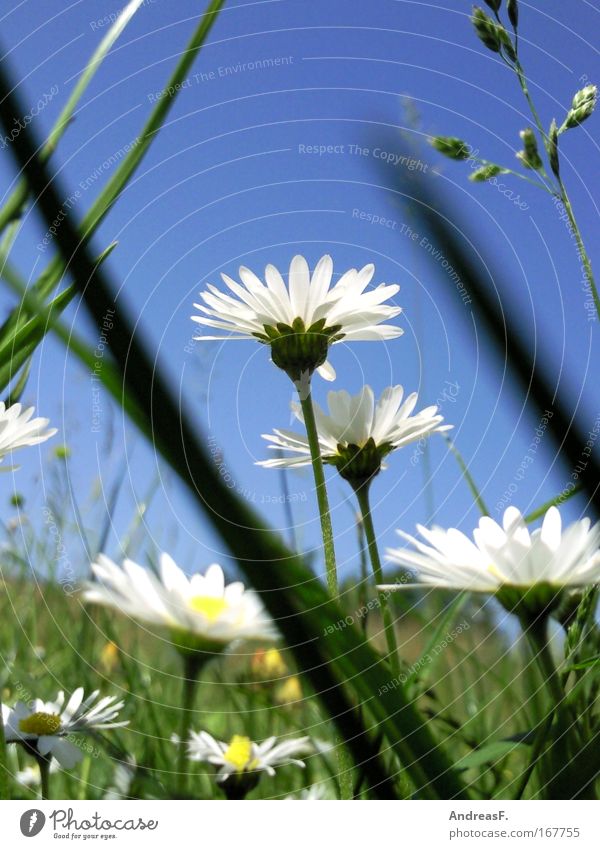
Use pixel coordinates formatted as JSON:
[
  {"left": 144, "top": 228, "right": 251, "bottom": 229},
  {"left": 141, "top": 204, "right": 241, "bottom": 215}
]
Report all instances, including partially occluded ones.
[
  {"left": 188, "top": 731, "right": 310, "bottom": 791},
  {"left": 259, "top": 385, "right": 450, "bottom": 488},
  {"left": 192, "top": 255, "right": 402, "bottom": 382},
  {"left": 286, "top": 784, "right": 332, "bottom": 800},
  {"left": 84, "top": 554, "right": 276, "bottom": 653},
  {"left": 16, "top": 761, "right": 59, "bottom": 787},
  {"left": 383, "top": 506, "right": 600, "bottom": 612},
  {"left": 0, "top": 402, "right": 57, "bottom": 469},
  {"left": 2, "top": 688, "right": 127, "bottom": 769}
]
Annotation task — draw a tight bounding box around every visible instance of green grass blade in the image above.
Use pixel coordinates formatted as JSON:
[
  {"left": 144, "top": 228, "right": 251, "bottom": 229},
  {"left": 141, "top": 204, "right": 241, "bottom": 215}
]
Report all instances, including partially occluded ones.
[
  {"left": 444, "top": 435, "right": 489, "bottom": 515},
  {"left": 0, "top": 242, "right": 117, "bottom": 392},
  {"left": 525, "top": 484, "right": 583, "bottom": 523},
  {"left": 26, "top": 0, "right": 226, "bottom": 313},
  {"left": 0, "top": 0, "right": 147, "bottom": 234}
]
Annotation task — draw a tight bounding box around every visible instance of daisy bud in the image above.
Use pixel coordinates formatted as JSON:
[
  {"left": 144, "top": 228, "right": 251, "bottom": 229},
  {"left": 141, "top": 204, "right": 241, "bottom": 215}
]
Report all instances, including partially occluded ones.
[
  {"left": 516, "top": 128, "right": 543, "bottom": 170},
  {"left": 471, "top": 7, "right": 502, "bottom": 52},
  {"left": 429, "top": 135, "right": 471, "bottom": 160},
  {"left": 469, "top": 163, "right": 507, "bottom": 182},
  {"left": 507, "top": 0, "right": 519, "bottom": 28},
  {"left": 548, "top": 119, "right": 560, "bottom": 178},
  {"left": 561, "top": 84, "right": 597, "bottom": 131}
]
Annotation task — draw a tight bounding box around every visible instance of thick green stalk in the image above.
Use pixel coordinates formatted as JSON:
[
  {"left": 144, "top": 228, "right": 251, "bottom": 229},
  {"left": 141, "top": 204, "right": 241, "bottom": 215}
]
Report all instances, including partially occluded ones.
[
  {"left": 176, "top": 654, "right": 203, "bottom": 798},
  {"left": 524, "top": 618, "right": 565, "bottom": 708},
  {"left": 355, "top": 485, "right": 400, "bottom": 677},
  {"left": 298, "top": 389, "right": 338, "bottom": 597}
]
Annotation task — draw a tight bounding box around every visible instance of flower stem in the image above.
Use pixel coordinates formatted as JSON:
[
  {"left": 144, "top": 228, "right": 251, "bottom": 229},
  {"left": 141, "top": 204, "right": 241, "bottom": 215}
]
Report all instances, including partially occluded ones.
[
  {"left": 355, "top": 485, "right": 400, "bottom": 677},
  {"left": 512, "top": 60, "right": 600, "bottom": 322},
  {"left": 523, "top": 616, "right": 564, "bottom": 706},
  {"left": 298, "top": 385, "right": 354, "bottom": 798},
  {"left": 298, "top": 387, "right": 339, "bottom": 597},
  {"left": 38, "top": 756, "right": 51, "bottom": 801},
  {"left": 0, "top": 716, "right": 9, "bottom": 800},
  {"left": 176, "top": 653, "right": 203, "bottom": 798}
]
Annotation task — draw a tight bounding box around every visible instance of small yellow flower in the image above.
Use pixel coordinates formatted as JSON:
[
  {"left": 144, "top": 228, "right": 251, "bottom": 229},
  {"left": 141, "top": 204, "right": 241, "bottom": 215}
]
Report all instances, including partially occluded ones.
[
  {"left": 275, "top": 676, "right": 303, "bottom": 705},
  {"left": 250, "top": 648, "right": 287, "bottom": 679},
  {"left": 100, "top": 641, "right": 120, "bottom": 673}
]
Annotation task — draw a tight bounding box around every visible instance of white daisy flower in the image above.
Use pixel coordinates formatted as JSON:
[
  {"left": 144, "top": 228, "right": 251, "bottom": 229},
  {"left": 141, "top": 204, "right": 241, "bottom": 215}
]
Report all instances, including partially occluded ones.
[
  {"left": 2, "top": 688, "right": 127, "bottom": 769},
  {"left": 259, "top": 385, "right": 451, "bottom": 487},
  {"left": 84, "top": 554, "right": 276, "bottom": 653},
  {"left": 191, "top": 254, "right": 403, "bottom": 382},
  {"left": 0, "top": 402, "right": 57, "bottom": 469},
  {"left": 187, "top": 731, "right": 311, "bottom": 783},
  {"left": 383, "top": 506, "right": 600, "bottom": 611}
]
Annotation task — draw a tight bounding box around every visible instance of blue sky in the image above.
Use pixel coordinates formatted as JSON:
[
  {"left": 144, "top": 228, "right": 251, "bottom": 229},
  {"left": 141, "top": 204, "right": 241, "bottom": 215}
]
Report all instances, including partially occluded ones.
[{"left": 1, "top": 0, "right": 599, "bottom": 587}]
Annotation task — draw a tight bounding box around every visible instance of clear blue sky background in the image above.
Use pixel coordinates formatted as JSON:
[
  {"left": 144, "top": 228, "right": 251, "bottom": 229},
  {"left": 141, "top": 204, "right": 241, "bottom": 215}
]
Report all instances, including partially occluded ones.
[{"left": 1, "top": 0, "right": 599, "bottom": 587}]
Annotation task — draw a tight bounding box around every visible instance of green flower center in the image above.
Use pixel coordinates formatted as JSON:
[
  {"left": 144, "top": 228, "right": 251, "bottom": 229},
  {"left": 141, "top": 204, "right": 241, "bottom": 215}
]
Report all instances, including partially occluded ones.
[
  {"left": 254, "top": 317, "right": 343, "bottom": 382},
  {"left": 329, "top": 438, "right": 392, "bottom": 488}
]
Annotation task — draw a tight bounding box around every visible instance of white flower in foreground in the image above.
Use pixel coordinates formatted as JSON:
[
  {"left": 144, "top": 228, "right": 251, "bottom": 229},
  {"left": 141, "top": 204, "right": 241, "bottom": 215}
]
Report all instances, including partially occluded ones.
[
  {"left": 84, "top": 554, "right": 276, "bottom": 653},
  {"left": 383, "top": 506, "right": 600, "bottom": 613},
  {"left": 192, "top": 254, "right": 403, "bottom": 382},
  {"left": 2, "top": 688, "right": 127, "bottom": 769},
  {"left": 188, "top": 731, "right": 311, "bottom": 790},
  {"left": 0, "top": 402, "right": 57, "bottom": 469},
  {"left": 259, "top": 385, "right": 451, "bottom": 487}
]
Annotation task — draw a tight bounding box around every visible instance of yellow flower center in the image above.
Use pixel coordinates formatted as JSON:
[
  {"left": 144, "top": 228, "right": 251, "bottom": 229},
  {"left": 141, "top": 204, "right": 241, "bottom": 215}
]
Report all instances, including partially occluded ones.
[
  {"left": 188, "top": 596, "right": 228, "bottom": 621},
  {"left": 223, "top": 735, "right": 259, "bottom": 772},
  {"left": 19, "top": 712, "right": 61, "bottom": 736}
]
